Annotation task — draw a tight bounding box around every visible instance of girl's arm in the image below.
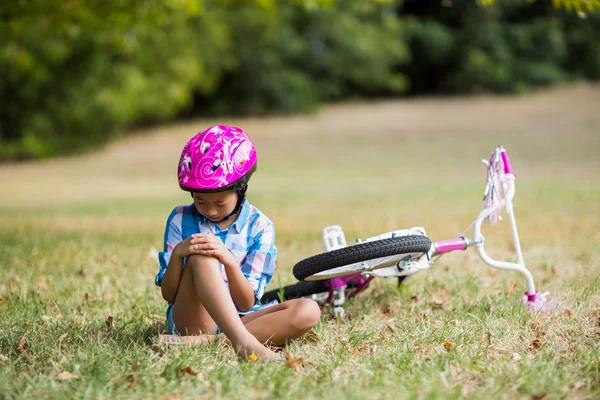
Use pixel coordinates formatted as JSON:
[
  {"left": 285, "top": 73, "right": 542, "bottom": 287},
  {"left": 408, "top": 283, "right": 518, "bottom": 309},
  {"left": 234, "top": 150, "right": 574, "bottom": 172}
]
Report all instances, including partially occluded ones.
[
  {"left": 160, "top": 236, "right": 206, "bottom": 303},
  {"left": 160, "top": 251, "right": 185, "bottom": 303}
]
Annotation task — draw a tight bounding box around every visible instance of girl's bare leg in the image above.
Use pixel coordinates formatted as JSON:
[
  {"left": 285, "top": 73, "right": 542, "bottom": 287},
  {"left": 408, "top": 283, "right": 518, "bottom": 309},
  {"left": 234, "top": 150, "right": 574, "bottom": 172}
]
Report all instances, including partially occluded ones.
[
  {"left": 240, "top": 298, "right": 321, "bottom": 346},
  {"left": 171, "top": 254, "right": 278, "bottom": 360}
]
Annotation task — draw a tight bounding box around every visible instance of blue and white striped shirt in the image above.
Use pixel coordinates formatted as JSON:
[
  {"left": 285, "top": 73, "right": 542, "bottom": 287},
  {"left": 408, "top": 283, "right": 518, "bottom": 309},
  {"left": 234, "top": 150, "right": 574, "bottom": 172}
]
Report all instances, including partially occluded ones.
[{"left": 155, "top": 199, "right": 277, "bottom": 314}]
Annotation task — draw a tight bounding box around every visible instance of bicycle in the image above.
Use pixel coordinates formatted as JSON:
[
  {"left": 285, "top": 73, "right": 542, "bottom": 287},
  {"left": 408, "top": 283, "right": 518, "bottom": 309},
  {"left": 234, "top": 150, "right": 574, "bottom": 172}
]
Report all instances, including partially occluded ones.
[{"left": 261, "top": 145, "right": 553, "bottom": 318}]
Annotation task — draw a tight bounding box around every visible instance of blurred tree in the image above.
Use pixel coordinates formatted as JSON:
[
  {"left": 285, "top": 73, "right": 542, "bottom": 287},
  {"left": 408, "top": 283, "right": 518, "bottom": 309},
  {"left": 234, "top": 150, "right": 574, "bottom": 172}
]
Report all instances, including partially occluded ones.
[{"left": 0, "top": 0, "right": 598, "bottom": 160}]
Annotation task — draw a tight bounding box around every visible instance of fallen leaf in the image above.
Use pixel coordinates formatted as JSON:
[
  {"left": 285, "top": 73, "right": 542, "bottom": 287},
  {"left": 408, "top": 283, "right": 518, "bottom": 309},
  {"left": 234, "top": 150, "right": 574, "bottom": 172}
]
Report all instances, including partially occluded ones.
[
  {"left": 532, "top": 393, "right": 548, "bottom": 400},
  {"left": 443, "top": 340, "right": 454, "bottom": 352},
  {"left": 151, "top": 344, "right": 166, "bottom": 356},
  {"left": 562, "top": 309, "right": 572, "bottom": 316},
  {"left": 593, "top": 309, "right": 600, "bottom": 325},
  {"left": 126, "top": 373, "right": 136, "bottom": 388},
  {"left": 488, "top": 303, "right": 494, "bottom": 313},
  {"left": 15, "top": 336, "right": 26, "bottom": 353},
  {"left": 181, "top": 366, "right": 203, "bottom": 380},
  {"left": 432, "top": 298, "right": 444, "bottom": 308},
  {"left": 413, "top": 344, "right": 429, "bottom": 353},
  {"left": 512, "top": 353, "right": 522, "bottom": 361},
  {"left": 0, "top": 354, "right": 8, "bottom": 362},
  {"left": 302, "top": 330, "right": 318, "bottom": 343},
  {"left": 284, "top": 353, "right": 304, "bottom": 371},
  {"left": 58, "top": 333, "right": 68, "bottom": 343},
  {"left": 132, "top": 361, "right": 141, "bottom": 370},
  {"left": 350, "top": 347, "right": 361, "bottom": 356},
  {"left": 79, "top": 266, "right": 88, "bottom": 278},
  {"left": 56, "top": 371, "right": 79, "bottom": 380},
  {"left": 105, "top": 316, "right": 114, "bottom": 330},
  {"left": 507, "top": 282, "right": 518, "bottom": 296},
  {"left": 386, "top": 320, "right": 396, "bottom": 332}
]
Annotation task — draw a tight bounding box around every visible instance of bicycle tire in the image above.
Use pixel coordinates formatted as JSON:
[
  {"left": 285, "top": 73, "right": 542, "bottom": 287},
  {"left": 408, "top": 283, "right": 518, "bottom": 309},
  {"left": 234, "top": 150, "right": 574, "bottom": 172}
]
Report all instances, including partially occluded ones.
[
  {"left": 261, "top": 280, "right": 330, "bottom": 303},
  {"left": 293, "top": 235, "right": 432, "bottom": 281}
]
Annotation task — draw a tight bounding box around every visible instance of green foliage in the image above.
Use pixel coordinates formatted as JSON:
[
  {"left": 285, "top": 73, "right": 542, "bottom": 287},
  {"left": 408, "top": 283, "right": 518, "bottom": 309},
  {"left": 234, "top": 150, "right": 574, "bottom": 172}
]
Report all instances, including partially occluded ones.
[
  {"left": 400, "top": 0, "right": 600, "bottom": 94},
  {"left": 0, "top": 0, "right": 406, "bottom": 159},
  {"left": 0, "top": 0, "right": 599, "bottom": 160}
]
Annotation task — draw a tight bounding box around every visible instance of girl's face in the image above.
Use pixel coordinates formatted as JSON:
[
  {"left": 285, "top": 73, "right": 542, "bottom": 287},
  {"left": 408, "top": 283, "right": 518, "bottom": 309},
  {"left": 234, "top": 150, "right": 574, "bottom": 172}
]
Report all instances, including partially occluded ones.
[{"left": 192, "top": 191, "right": 238, "bottom": 223}]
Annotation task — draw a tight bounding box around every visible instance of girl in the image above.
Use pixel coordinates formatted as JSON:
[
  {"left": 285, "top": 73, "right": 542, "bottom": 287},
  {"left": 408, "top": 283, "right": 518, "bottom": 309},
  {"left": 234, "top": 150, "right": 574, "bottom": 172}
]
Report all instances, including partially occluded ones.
[{"left": 155, "top": 125, "right": 321, "bottom": 360}]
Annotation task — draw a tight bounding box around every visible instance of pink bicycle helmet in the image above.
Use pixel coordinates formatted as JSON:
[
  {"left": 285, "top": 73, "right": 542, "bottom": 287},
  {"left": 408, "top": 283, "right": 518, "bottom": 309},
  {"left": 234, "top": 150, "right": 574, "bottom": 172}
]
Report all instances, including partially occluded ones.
[{"left": 178, "top": 125, "right": 257, "bottom": 219}]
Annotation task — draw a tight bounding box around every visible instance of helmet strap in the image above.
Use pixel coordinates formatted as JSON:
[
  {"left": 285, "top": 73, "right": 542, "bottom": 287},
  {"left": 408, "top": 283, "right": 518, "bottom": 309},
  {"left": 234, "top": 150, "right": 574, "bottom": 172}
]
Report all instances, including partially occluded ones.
[{"left": 216, "top": 189, "right": 245, "bottom": 222}]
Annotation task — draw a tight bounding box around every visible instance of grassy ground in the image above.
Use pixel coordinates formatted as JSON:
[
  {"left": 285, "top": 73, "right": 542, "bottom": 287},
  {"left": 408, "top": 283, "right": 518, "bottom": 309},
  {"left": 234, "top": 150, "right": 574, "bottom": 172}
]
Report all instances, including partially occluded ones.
[{"left": 1, "top": 84, "right": 599, "bottom": 399}]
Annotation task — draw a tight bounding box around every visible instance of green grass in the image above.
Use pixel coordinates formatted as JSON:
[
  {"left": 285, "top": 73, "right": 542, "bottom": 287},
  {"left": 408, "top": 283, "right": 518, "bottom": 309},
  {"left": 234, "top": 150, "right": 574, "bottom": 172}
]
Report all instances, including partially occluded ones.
[{"left": 1, "top": 85, "right": 600, "bottom": 399}]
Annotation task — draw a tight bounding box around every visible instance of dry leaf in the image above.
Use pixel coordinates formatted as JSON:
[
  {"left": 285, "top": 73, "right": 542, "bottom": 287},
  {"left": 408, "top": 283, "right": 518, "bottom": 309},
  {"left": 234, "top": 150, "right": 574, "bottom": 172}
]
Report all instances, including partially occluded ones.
[
  {"left": 562, "top": 309, "right": 572, "bottom": 316},
  {"left": 413, "top": 344, "right": 429, "bottom": 353},
  {"left": 386, "top": 320, "right": 396, "bottom": 332},
  {"left": 443, "top": 340, "right": 454, "bottom": 352},
  {"left": 350, "top": 347, "right": 361, "bottom": 356},
  {"left": 284, "top": 353, "right": 304, "bottom": 371},
  {"left": 182, "top": 366, "right": 203, "bottom": 379},
  {"left": 58, "top": 333, "right": 68, "bottom": 343},
  {"left": 532, "top": 393, "right": 548, "bottom": 400},
  {"left": 84, "top": 293, "right": 90, "bottom": 301},
  {"left": 507, "top": 282, "right": 518, "bottom": 296},
  {"left": 488, "top": 303, "right": 494, "bottom": 313},
  {"left": 79, "top": 266, "right": 88, "bottom": 278},
  {"left": 56, "top": 371, "right": 79, "bottom": 380},
  {"left": 126, "top": 373, "right": 136, "bottom": 388},
  {"left": 105, "top": 316, "right": 114, "bottom": 330},
  {"left": 15, "top": 336, "right": 26, "bottom": 353},
  {"left": 151, "top": 344, "right": 166, "bottom": 357},
  {"left": 0, "top": 354, "right": 8, "bottom": 362},
  {"left": 132, "top": 361, "right": 141, "bottom": 370},
  {"left": 432, "top": 298, "right": 444, "bottom": 308},
  {"left": 302, "top": 330, "right": 318, "bottom": 343}
]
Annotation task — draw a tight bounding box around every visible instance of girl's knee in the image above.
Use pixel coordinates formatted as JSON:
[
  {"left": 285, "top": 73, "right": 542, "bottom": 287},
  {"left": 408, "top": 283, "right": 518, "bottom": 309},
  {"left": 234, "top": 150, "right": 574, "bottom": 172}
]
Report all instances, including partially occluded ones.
[
  {"left": 187, "top": 254, "right": 219, "bottom": 267},
  {"left": 293, "top": 298, "right": 321, "bottom": 330}
]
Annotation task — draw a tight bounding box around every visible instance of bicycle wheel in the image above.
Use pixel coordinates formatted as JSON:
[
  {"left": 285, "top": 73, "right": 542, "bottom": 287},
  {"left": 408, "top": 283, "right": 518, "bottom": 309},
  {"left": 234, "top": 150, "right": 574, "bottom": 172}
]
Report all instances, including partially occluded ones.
[
  {"left": 261, "top": 280, "right": 329, "bottom": 303},
  {"left": 293, "top": 235, "right": 431, "bottom": 281}
]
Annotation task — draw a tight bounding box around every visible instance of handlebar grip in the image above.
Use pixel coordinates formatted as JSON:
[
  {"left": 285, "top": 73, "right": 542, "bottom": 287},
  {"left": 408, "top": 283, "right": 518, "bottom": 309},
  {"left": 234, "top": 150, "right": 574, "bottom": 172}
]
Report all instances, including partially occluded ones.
[{"left": 501, "top": 150, "right": 514, "bottom": 175}]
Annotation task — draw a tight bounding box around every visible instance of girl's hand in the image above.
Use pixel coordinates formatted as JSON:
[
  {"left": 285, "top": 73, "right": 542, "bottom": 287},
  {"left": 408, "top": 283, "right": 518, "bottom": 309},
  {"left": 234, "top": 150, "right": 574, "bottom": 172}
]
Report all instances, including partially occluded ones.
[
  {"left": 173, "top": 236, "right": 205, "bottom": 259},
  {"left": 189, "top": 233, "right": 233, "bottom": 265}
]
